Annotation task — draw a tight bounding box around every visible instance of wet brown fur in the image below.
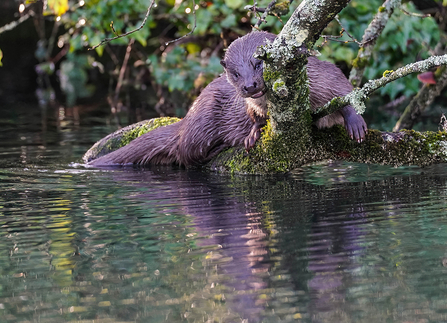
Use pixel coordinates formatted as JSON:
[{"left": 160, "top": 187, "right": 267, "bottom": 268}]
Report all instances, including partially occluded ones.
[{"left": 89, "top": 31, "right": 366, "bottom": 167}]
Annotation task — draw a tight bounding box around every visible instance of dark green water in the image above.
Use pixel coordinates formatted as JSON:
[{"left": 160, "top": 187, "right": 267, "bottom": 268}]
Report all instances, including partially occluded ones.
[{"left": 2, "top": 106, "right": 447, "bottom": 323}]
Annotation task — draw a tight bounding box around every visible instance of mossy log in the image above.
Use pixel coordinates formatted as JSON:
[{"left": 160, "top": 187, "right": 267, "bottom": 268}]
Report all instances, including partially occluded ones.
[
  {"left": 83, "top": 117, "right": 180, "bottom": 163},
  {"left": 83, "top": 116, "right": 447, "bottom": 173}
]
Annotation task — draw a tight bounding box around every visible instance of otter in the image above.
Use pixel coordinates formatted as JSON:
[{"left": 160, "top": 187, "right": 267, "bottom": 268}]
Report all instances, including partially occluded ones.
[{"left": 88, "top": 31, "right": 366, "bottom": 167}]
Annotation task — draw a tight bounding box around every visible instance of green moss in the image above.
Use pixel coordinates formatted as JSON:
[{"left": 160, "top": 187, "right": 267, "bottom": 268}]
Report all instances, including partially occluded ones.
[
  {"left": 309, "top": 127, "right": 447, "bottom": 167},
  {"left": 211, "top": 114, "right": 313, "bottom": 174},
  {"left": 83, "top": 117, "right": 180, "bottom": 162},
  {"left": 263, "top": 66, "right": 282, "bottom": 84},
  {"left": 351, "top": 55, "right": 368, "bottom": 70},
  {"left": 382, "top": 70, "right": 393, "bottom": 77},
  {"left": 434, "top": 65, "right": 446, "bottom": 79},
  {"left": 378, "top": 6, "right": 385, "bottom": 12},
  {"left": 119, "top": 117, "right": 180, "bottom": 147},
  {"left": 273, "top": 79, "right": 285, "bottom": 91}
]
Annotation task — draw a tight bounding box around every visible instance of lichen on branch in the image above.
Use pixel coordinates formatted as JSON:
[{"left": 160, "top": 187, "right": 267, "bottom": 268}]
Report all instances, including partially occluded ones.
[{"left": 314, "top": 54, "right": 447, "bottom": 118}]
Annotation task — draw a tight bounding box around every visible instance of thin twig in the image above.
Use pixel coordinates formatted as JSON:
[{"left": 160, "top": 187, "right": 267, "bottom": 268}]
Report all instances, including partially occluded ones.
[
  {"left": 401, "top": 6, "right": 431, "bottom": 18},
  {"left": 254, "top": 0, "right": 277, "bottom": 29},
  {"left": 165, "top": 0, "right": 197, "bottom": 46},
  {"left": 114, "top": 39, "right": 135, "bottom": 106},
  {"left": 319, "top": 16, "right": 362, "bottom": 46},
  {"left": 334, "top": 16, "right": 361, "bottom": 45},
  {"left": 0, "top": 11, "right": 34, "bottom": 35},
  {"left": 46, "top": 19, "right": 61, "bottom": 61},
  {"left": 108, "top": 38, "right": 135, "bottom": 126},
  {"left": 89, "top": 0, "right": 156, "bottom": 50}
]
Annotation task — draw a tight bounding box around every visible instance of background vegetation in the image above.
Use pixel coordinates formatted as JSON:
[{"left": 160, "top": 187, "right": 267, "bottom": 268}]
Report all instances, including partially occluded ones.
[{"left": 0, "top": 0, "right": 445, "bottom": 131}]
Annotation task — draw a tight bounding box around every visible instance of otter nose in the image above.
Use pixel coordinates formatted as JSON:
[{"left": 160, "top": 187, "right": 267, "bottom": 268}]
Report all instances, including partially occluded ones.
[{"left": 244, "top": 82, "right": 258, "bottom": 94}]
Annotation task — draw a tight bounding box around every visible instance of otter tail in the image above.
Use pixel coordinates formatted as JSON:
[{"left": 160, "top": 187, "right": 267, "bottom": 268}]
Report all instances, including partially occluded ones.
[{"left": 88, "top": 121, "right": 182, "bottom": 167}]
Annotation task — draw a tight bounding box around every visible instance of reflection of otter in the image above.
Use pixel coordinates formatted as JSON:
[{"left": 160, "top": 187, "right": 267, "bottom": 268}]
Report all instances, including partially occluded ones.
[{"left": 89, "top": 32, "right": 367, "bottom": 167}]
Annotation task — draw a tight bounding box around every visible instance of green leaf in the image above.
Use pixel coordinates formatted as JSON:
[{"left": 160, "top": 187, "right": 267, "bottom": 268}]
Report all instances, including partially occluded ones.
[
  {"left": 332, "top": 46, "right": 355, "bottom": 65},
  {"left": 195, "top": 8, "right": 213, "bottom": 34},
  {"left": 132, "top": 28, "right": 148, "bottom": 47},
  {"left": 167, "top": 72, "right": 186, "bottom": 92},
  {"left": 221, "top": 14, "right": 236, "bottom": 29},
  {"left": 225, "top": 0, "right": 243, "bottom": 10}
]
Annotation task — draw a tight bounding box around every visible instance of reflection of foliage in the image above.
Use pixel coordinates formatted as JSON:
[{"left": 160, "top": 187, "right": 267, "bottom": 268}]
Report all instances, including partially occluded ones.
[{"left": 59, "top": 54, "right": 95, "bottom": 107}]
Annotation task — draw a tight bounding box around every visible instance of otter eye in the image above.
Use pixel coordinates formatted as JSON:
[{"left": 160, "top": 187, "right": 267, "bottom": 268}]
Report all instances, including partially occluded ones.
[
  {"left": 255, "top": 61, "right": 263, "bottom": 70},
  {"left": 233, "top": 72, "right": 240, "bottom": 79}
]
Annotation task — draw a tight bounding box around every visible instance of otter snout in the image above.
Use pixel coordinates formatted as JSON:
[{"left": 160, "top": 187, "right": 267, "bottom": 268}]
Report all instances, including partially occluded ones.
[
  {"left": 244, "top": 82, "right": 258, "bottom": 93},
  {"left": 244, "top": 82, "right": 260, "bottom": 96},
  {"left": 243, "top": 79, "right": 266, "bottom": 98}
]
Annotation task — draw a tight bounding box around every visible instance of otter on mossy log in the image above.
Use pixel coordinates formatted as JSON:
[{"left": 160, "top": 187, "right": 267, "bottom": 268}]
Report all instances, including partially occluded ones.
[{"left": 88, "top": 31, "right": 367, "bottom": 167}]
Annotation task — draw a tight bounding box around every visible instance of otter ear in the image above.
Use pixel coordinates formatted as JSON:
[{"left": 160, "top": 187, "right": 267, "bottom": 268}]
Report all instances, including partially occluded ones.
[{"left": 220, "top": 60, "right": 227, "bottom": 69}]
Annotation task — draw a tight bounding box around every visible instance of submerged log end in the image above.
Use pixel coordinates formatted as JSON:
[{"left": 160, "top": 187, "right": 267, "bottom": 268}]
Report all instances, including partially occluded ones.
[{"left": 83, "top": 117, "right": 181, "bottom": 163}]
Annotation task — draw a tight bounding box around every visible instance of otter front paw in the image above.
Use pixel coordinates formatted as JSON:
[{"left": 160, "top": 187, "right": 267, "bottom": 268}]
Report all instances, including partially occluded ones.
[
  {"left": 345, "top": 113, "right": 367, "bottom": 143},
  {"left": 244, "top": 127, "right": 262, "bottom": 151}
]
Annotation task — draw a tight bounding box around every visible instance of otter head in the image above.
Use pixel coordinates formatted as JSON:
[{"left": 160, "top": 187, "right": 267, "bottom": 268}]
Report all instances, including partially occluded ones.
[{"left": 220, "top": 32, "right": 275, "bottom": 99}]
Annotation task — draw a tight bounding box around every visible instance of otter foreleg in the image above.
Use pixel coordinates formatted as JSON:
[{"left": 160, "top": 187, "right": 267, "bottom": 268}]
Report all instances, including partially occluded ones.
[
  {"left": 339, "top": 106, "right": 368, "bottom": 142},
  {"left": 245, "top": 120, "right": 265, "bottom": 151}
]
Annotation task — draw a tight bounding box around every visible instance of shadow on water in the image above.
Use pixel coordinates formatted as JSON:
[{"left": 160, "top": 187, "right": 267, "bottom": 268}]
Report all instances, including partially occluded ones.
[{"left": 2, "top": 106, "right": 447, "bottom": 321}]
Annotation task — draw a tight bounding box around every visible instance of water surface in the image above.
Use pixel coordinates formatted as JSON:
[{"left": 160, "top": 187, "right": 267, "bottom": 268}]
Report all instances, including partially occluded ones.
[{"left": 1, "top": 105, "right": 447, "bottom": 322}]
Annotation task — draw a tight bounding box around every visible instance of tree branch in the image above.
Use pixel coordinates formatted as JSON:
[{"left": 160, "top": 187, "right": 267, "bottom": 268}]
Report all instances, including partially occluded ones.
[
  {"left": 0, "top": 11, "right": 34, "bottom": 35},
  {"left": 349, "top": 0, "right": 401, "bottom": 87},
  {"left": 315, "top": 54, "right": 447, "bottom": 119},
  {"left": 165, "top": 0, "right": 197, "bottom": 46}
]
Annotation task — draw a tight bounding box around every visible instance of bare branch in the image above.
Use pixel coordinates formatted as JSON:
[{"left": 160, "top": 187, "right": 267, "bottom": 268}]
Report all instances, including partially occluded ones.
[
  {"left": 401, "top": 6, "right": 431, "bottom": 18},
  {"left": 349, "top": 0, "right": 401, "bottom": 87},
  {"left": 393, "top": 65, "right": 447, "bottom": 131},
  {"left": 89, "top": 0, "right": 156, "bottom": 50},
  {"left": 0, "top": 11, "right": 34, "bottom": 35},
  {"left": 252, "top": 0, "right": 277, "bottom": 29},
  {"left": 246, "top": 0, "right": 293, "bottom": 29},
  {"left": 165, "top": 0, "right": 197, "bottom": 46}
]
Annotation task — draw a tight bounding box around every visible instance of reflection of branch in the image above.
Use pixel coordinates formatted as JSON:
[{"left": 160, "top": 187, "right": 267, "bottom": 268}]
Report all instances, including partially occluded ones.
[
  {"left": 0, "top": 11, "right": 34, "bottom": 35},
  {"left": 89, "top": 0, "right": 156, "bottom": 50},
  {"left": 165, "top": 0, "right": 197, "bottom": 46},
  {"left": 314, "top": 54, "right": 447, "bottom": 118}
]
